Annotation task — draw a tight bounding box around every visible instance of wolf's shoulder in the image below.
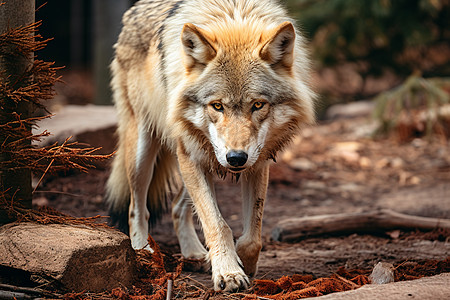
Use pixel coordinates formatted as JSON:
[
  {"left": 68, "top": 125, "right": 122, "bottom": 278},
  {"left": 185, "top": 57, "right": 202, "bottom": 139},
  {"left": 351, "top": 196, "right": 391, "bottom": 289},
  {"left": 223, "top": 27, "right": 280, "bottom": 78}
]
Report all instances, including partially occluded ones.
[{"left": 117, "top": 0, "right": 182, "bottom": 50}]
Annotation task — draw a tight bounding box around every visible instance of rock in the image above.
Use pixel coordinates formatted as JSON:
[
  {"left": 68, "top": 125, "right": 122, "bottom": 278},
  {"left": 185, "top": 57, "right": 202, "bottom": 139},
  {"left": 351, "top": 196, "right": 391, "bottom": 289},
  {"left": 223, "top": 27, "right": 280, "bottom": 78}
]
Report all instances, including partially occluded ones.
[
  {"left": 325, "top": 100, "right": 375, "bottom": 120},
  {"left": 358, "top": 156, "right": 372, "bottom": 168},
  {"left": 369, "top": 262, "right": 395, "bottom": 284},
  {"left": 338, "top": 183, "right": 363, "bottom": 193},
  {"left": 329, "top": 142, "right": 362, "bottom": 163},
  {"left": 315, "top": 273, "right": 450, "bottom": 300},
  {"left": 375, "top": 158, "right": 390, "bottom": 169},
  {"left": 281, "top": 149, "right": 295, "bottom": 162},
  {"left": 387, "top": 229, "right": 401, "bottom": 239},
  {"left": 332, "top": 141, "right": 363, "bottom": 152},
  {"left": 289, "top": 158, "right": 316, "bottom": 171},
  {"left": 0, "top": 222, "right": 135, "bottom": 292},
  {"left": 302, "top": 180, "right": 327, "bottom": 190},
  {"left": 390, "top": 157, "right": 404, "bottom": 169},
  {"left": 33, "top": 104, "right": 118, "bottom": 154}
]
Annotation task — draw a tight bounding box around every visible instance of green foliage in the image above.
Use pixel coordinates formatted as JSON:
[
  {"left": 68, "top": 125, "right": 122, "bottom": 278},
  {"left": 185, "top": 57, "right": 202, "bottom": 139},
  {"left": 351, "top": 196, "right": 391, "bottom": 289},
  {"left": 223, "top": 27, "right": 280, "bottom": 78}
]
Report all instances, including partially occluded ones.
[
  {"left": 284, "top": 0, "right": 450, "bottom": 77},
  {"left": 373, "top": 75, "right": 450, "bottom": 136}
]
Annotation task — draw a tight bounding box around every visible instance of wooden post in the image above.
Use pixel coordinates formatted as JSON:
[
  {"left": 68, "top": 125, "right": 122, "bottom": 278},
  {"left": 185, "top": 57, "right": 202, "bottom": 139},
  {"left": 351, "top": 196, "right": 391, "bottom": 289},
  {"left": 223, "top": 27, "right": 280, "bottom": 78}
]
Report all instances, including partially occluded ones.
[{"left": 0, "top": 0, "right": 35, "bottom": 223}]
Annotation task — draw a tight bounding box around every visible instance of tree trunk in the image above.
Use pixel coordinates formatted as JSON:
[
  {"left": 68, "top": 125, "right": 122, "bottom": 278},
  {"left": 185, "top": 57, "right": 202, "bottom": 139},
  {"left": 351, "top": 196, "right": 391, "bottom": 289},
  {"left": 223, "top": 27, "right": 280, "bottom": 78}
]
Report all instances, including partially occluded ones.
[
  {"left": 92, "top": 0, "right": 129, "bottom": 105},
  {"left": 0, "top": 0, "right": 35, "bottom": 223}
]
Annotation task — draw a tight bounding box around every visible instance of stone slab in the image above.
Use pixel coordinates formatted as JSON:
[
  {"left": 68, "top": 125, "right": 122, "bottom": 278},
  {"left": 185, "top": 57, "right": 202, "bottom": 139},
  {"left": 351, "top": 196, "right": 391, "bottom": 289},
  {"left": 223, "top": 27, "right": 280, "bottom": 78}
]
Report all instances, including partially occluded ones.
[
  {"left": 34, "top": 104, "right": 118, "bottom": 154},
  {"left": 0, "top": 222, "right": 135, "bottom": 292},
  {"left": 316, "top": 273, "right": 450, "bottom": 299}
]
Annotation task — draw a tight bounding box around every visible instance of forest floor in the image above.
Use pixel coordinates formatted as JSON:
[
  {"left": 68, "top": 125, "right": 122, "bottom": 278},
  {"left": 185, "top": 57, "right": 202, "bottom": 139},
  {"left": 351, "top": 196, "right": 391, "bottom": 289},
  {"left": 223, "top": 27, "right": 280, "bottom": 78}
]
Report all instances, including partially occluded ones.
[{"left": 33, "top": 109, "right": 450, "bottom": 298}]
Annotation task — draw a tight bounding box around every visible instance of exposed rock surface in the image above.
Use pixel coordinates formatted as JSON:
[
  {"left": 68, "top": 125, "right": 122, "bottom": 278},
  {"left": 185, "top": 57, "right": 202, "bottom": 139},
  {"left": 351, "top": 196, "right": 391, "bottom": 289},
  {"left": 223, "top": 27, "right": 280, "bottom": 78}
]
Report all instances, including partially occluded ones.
[
  {"left": 34, "top": 104, "right": 117, "bottom": 154},
  {"left": 316, "top": 273, "right": 450, "bottom": 299},
  {"left": 0, "top": 222, "right": 135, "bottom": 292}
]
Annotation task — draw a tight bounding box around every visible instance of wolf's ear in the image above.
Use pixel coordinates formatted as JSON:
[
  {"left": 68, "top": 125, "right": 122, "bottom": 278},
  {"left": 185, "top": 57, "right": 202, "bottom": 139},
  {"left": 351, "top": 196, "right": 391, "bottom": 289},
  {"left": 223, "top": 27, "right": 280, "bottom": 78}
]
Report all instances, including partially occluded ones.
[
  {"left": 181, "top": 23, "right": 216, "bottom": 69},
  {"left": 260, "top": 21, "right": 296, "bottom": 68}
]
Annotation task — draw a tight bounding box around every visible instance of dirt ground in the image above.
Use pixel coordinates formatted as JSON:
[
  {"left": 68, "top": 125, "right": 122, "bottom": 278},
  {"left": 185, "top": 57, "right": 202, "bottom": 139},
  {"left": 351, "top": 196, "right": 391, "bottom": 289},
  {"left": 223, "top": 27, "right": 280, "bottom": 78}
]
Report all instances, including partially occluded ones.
[{"left": 34, "top": 110, "right": 450, "bottom": 291}]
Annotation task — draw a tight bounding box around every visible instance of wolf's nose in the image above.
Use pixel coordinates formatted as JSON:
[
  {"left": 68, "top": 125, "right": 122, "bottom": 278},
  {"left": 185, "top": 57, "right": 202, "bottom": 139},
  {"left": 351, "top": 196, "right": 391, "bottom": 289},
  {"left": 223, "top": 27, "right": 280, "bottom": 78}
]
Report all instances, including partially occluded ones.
[{"left": 226, "top": 150, "right": 248, "bottom": 167}]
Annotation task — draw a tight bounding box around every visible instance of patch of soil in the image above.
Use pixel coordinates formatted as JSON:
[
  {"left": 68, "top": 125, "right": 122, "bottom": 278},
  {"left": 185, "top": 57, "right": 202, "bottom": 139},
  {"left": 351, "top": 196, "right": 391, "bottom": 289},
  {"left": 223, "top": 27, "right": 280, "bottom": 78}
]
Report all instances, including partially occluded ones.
[
  {"left": 34, "top": 115, "right": 450, "bottom": 298},
  {"left": 59, "top": 242, "right": 449, "bottom": 300}
]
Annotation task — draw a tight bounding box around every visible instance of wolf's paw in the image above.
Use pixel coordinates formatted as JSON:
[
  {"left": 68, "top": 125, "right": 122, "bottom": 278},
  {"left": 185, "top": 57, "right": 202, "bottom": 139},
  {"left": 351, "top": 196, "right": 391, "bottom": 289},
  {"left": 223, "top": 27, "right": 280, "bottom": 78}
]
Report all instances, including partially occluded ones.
[
  {"left": 213, "top": 269, "right": 250, "bottom": 292},
  {"left": 211, "top": 256, "right": 250, "bottom": 292},
  {"left": 236, "top": 238, "right": 262, "bottom": 276}
]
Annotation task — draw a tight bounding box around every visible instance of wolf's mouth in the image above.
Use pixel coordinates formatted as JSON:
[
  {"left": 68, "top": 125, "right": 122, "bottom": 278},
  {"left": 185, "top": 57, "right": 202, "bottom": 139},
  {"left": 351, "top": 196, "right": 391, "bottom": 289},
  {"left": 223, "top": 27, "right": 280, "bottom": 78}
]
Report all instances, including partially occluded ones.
[{"left": 229, "top": 167, "right": 245, "bottom": 173}]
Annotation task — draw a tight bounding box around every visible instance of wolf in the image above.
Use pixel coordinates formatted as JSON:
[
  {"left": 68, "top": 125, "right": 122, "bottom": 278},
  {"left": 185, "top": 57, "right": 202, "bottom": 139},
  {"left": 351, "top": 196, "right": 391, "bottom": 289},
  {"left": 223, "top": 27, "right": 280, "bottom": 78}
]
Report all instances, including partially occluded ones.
[{"left": 106, "top": 0, "right": 315, "bottom": 292}]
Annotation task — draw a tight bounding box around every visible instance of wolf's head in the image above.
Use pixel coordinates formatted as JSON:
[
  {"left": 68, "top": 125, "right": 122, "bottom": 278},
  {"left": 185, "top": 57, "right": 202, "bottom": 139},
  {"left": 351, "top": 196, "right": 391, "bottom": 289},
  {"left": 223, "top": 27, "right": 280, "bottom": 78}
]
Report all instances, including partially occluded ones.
[{"left": 174, "top": 20, "right": 315, "bottom": 173}]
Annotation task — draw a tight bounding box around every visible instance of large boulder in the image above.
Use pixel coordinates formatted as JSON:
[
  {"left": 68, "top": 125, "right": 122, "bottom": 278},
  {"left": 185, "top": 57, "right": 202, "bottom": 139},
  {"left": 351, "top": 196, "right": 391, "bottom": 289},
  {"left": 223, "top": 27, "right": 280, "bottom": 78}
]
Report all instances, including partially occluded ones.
[{"left": 0, "top": 222, "right": 135, "bottom": 292}]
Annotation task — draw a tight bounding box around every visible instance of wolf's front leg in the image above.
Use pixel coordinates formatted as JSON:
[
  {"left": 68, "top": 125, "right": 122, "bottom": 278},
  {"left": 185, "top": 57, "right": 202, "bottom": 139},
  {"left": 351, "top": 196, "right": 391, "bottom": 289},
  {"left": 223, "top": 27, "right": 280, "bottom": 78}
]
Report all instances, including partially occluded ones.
[
  {"left": 177, "top": 144, "right": 249, "bottom": 292},
  {"left": 236, "top": 163, "right": 270, "bottom": 276}
]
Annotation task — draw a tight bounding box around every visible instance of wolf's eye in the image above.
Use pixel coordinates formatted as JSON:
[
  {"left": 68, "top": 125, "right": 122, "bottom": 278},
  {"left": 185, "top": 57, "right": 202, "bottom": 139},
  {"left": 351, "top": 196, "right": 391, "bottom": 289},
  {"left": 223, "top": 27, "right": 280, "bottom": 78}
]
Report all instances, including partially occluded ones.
[
  {"left": 211, "top": 102, "right": 224, "bottom": 112},
  {"left": 252, "top": 101, "right": 265, "bottom": 112}
]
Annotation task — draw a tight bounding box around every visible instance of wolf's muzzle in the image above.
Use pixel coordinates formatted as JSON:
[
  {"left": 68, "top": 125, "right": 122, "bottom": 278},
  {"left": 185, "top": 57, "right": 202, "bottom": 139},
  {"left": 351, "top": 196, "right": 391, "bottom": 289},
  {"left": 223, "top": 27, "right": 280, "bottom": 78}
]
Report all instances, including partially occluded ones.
[{"left": 226, "top": 150, "right": 248, "bottom": 167}]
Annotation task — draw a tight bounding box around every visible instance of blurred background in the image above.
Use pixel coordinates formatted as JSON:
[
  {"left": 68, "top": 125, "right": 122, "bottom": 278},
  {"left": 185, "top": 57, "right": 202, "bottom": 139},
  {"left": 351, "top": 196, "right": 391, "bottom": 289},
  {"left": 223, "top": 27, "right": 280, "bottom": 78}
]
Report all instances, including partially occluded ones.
[
  {"left": 26, "top": 0, "right": 449, "bottom": 219},
  {"left": 35, "top": 0, "right": 450, "bottom": 116}
]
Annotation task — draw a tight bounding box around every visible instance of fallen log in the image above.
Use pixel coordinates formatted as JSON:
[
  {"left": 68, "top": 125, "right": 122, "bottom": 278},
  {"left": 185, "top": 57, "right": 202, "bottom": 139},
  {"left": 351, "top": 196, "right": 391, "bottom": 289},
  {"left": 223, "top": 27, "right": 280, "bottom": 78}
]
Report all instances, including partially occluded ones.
[{"left": 271, "top": 209, "right": 450, "bottom": 242}]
